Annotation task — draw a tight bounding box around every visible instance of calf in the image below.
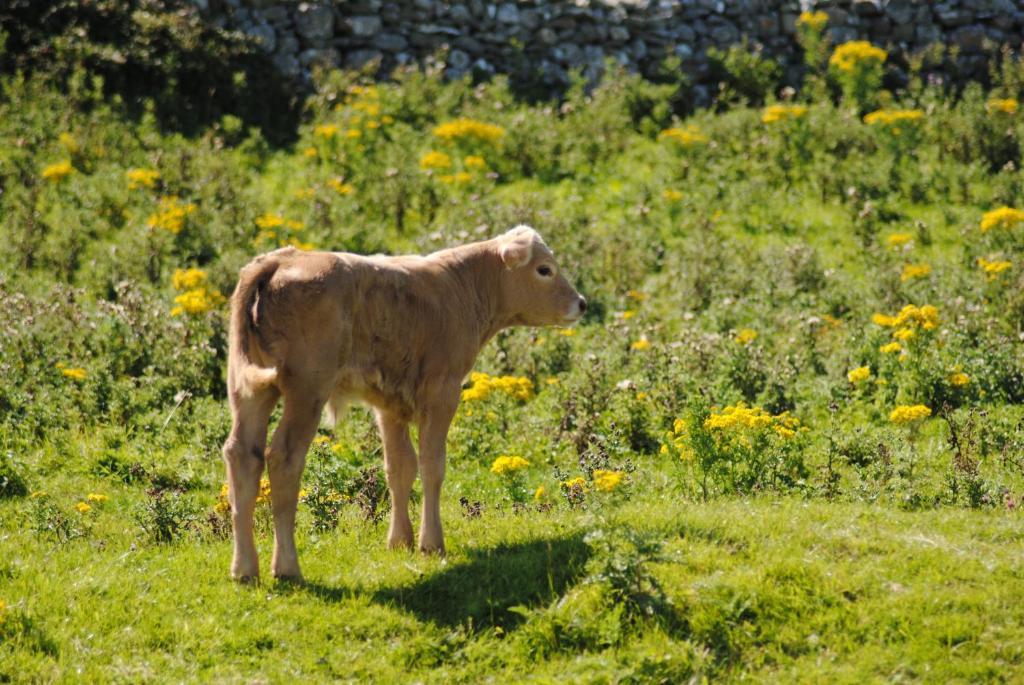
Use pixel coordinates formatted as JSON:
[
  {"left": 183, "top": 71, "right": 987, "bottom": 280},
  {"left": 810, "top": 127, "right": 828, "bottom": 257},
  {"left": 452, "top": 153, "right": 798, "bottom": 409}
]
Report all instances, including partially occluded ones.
[{"left": 221, "top": 226, "right": 586, "bottom": 581}]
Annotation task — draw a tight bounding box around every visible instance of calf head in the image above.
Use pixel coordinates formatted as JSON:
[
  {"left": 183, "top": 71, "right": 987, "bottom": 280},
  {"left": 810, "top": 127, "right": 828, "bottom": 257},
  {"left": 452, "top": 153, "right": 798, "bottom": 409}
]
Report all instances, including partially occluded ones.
[{"left": 497, "top": 225, "right": 586, "bottom": 326}]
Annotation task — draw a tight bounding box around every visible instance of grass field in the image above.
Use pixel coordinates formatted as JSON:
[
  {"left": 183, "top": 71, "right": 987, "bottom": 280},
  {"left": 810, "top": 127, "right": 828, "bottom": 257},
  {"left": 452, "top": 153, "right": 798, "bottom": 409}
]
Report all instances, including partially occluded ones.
[{"left": 3, "top": 10, "right": 1024, "bottom": 683}]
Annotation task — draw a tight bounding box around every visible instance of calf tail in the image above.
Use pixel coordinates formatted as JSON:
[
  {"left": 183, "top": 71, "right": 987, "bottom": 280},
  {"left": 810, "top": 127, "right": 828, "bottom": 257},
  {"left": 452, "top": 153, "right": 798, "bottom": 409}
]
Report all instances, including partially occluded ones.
[{"left": 228, "top": 253, "right": 283, "bottom": 395}]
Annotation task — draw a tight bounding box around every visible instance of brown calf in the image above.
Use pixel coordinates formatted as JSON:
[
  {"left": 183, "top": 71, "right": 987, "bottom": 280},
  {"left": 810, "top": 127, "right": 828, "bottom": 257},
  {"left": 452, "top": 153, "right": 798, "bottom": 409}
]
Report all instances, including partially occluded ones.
[{"left": 222, "top": 226, "right": 586, "bottom": 581}]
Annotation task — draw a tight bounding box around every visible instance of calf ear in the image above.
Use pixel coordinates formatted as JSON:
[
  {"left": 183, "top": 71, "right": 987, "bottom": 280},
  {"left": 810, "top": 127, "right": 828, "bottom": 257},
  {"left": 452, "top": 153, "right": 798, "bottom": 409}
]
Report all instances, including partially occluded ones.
[{"left": 499, "top": 229, "right": 535, "bottom": 269}]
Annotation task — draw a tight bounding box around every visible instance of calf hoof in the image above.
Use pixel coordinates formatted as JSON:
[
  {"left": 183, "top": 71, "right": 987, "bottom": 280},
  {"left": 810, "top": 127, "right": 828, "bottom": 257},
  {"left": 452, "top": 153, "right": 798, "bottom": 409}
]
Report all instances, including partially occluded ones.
[
  {"left": 232, "top": 573, "right": 260, "bottom": 585},
  {"left": 419, "top": 542, "right": 446, "bottom": 557},
  {"left": 388, "top": 530, "right": 414, "bottom": 551}
]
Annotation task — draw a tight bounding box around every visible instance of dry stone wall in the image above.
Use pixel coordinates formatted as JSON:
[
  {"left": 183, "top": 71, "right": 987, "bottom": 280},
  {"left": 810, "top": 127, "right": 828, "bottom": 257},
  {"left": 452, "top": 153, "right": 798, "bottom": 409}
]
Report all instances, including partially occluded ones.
[{"left": 192, "top": 0, "right": 1024, "bottom": 102}]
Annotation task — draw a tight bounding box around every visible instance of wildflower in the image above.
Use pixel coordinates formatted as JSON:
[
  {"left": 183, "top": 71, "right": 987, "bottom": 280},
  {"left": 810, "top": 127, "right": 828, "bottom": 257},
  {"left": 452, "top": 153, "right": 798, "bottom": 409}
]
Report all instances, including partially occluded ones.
[
  {"left": 662, "top": 189, "right": 684, "bottom": 202},
  {"left": 592, "top": 469, "right": 625, "bottom": 492},
  {"left": 879, "top": 342, "right": 902, "bottom": 354},
  {"left": 42, "top": 160, "right": 74, "bottom": 183},
  {"left": 283, "top": 237, "right": 315, "bottom": 251},
  {"left": 557, "top": 328, "right": 576, "bottom": 337},
  {"left": 980, "top": 206, "right": 1024, "bottom": 232},
  {"left": 900, "top": 263, "right": 931, "bottom": 282},
  {"left": 658, "top": 125, "right": 707, "bottom": 146},
  {"left": 704, "top": 402, "right": 803, "bottom": 439},
  {"left": 829, "top": 41, "right": 887, "bottom": 73},
  {"left": 171, "top": 287, "right": 225, "bottom": 316},
  {"left": 986, "top": 98, "right": 1018, "bottom": 115},
  {"left": 58, "top": 132, "right": 79, "bottom": 154},
  {"left": 256, "top": 478, "right": 272, "bottom": 505},
  {"left": 255, "top": 212, "right": 285, "bottom": 229},
  {"left": 621, "top": 310, "right": 636, "bottom": 319},
  {"left": 75, "top": 502, "right": 92, "bottom": 514},
  {"left": 886, "top": 233, "right": 913, "bottom": 248},
  {"left": 147, "top": 196, "right": 196, "bottom": 234},
  {"left": 61, "top": 367, "right": 87, "bottom": 381},
  {"left": 87, "top": 493, "right": 108, "bottom": 503},
  {"left": 735, "top": 328, "right": 758, "bottom": 345},
  {"left": 949, "top": 371, "right": 970, "bottom": 387},
  {"left": 490, "top": 455, "right": 530, "bottom": 476},
  {"left": 977, "top": 257, "right": 1012, "bottom": 280},
  {"left": 872, "top": 304, "right": 939, "bottom": 331},
  {"left": 889, "top": 404, "right": 931, "bottom": 424},
  {"left": 440, "top": 172, "right": 473, "bottom": 184},
  {"left": 432, "top": 118, "right": 506, "bottom": 145},
  {"left": 631, "top": 338, "right": 651, "bottom": 351},
  {"left": 797, "top": 10, "right": 828, "bottom": 30},
  {"left": 314, "top": 124, "right": 339, "bottom": 139},
  {"left": 762, "top": 104, "right": 808, "bottom": 124},
  {"left": 626, "top": 289, "right": 647, "bottom": 301},
  {"left": 847, "top": 366, "right": 871, "bottom": 384},
  {"left": 327, "top": 178, "right": 355, "bottom": 195},
  {"left": 534, "top": 485, "right": 547, "bottom": 501},
  {"left": 464, "top": 155, "right": 487, "bottom": 169},
  {"left": 345, "top": 128, "right": 361, "bottom": 139},
  {"left": 863, "top": 109, "right": 925, "bottom": 128},
  {"left": 462, "top": 372, "right": 534, "bottom": 402},
  {"left": 126, "top": 168, "right": 160, "bottom": 190},
  {"left": 294, "top": 187, "right": 316, "bottom": 200},
  {"left": 303, "top": 147, "right": 318, "bottom": 158},
  {"left": 419, "top": 150, "right": 452, "bottom": 170},
  {"left": 172, "top": 267, "right": 207, "bottom": 291},
  {"left": 892, "top": 327, "right": 915, "bottom": 341},
  {"left": 561, "top": 477, "right": 586, "bottom": 491}
]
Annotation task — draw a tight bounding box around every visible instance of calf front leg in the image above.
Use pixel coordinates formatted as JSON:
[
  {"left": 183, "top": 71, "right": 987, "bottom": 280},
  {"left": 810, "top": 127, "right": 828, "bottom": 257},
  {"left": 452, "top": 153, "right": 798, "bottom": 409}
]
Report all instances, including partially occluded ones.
[
  {"left": 417, "top": 391, "right": 459, "bottom": 555},
  {"left": 377, "top": 411, "right": 417, "bottom": 550}
]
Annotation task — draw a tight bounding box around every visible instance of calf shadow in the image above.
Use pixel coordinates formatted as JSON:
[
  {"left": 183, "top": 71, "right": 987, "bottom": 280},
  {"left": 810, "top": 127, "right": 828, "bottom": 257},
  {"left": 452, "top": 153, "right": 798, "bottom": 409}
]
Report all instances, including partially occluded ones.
[{"left": 301, "top": 532, "right": 589, "bottom": 631}]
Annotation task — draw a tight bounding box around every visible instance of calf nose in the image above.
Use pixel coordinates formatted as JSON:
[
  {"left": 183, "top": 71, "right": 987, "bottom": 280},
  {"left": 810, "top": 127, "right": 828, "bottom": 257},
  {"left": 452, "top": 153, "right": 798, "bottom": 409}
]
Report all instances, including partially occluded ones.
[{"left": 578, "top": 296, "right": 587, "bottom": 314}]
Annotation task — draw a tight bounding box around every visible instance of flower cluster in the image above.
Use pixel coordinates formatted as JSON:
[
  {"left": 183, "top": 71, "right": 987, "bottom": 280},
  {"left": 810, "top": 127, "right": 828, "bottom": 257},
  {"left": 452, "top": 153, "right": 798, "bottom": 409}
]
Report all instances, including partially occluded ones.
[
  {"left": 592, "top": 469, "right": 625, "bottom": 492},
  {"left": 461, "top": 372, "right": 534, "bottom": 402},
  {"left": 828, "top": 41, "right": 887, "bottom": 72},
  {"left": 254, "top": 213, "right": 313, "bottom": 250},
  {"left": 980, "top": 206, "right": 1024, "bottom": 232},
  {"left": 985, "top": 98, "right": 1018, "bottom": 115},
  {"left": 762, "top": 104, "right": 808, "bottom": 124},
  {"left": 658, "top": 125, "right": 708, "bottom": 146},
  {"left": 886, "top": 232, "right": 913, "bottom": 248},
  {"left": 704, "top": 402, "right": 803, "bottom": 440},
  {"left": 127, "top": 168, "right": 160, "bottom": 190},
  {"left": 56, "top": 362, "right": 87, "bottom": 381},
  {"left": 889, "top": 404, "right": 931, "bottom": 425},
  {"left": 900, "top": 263, "right": 931, "bottom": 282},
  {"left": 871, "top": 304, "right": 939, "bottom": 342},
  {"left": 432, "top": 118, "right": 506, "bottom": 145},
  {"left": 847, "top": 366, "right": 871, "bottom": 384},
  {"left": 42, "top": 160, "right": 74, "bottom": 183},
  {"left": 977, "top": 257, "right": 1012, "bottom": 279},
  {"left": 490, "top": 455, "right": 530, "bottom": 476},
  {"left": 147, "top": 196, "right": 196, "bottom": 234},
  {"left": 863, "top": 109, "right": 925, "bottom": 127},
  {"left": 797, "top": 10, "right": 828, "bottom": 30},
  {"left": 170, "top": 267, "right": 224, "bottom": 317},
  {"left": 735, "top": 328, "right": 758, "bottom": 345}
]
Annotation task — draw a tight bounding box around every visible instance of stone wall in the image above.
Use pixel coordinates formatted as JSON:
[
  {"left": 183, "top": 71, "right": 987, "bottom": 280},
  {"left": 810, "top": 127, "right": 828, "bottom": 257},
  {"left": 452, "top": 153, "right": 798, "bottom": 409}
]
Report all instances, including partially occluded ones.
[{"left": 193, "top": 0, "right": 1024, "bottom": 103}]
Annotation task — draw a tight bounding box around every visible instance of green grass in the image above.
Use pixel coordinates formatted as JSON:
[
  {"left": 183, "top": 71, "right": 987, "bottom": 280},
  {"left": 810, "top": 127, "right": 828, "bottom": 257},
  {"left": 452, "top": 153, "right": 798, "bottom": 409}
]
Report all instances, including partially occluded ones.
[{"left": 4, "top": 494, "right": 1022, "bottom": 682}]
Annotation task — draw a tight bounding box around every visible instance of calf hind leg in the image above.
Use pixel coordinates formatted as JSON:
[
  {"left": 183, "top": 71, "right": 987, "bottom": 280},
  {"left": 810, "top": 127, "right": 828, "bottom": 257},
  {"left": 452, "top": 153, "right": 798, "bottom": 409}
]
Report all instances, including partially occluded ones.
[
  {"left": 222, "top": 386, "right": 279, "bottom": 582},
  {"left": 377, "top": 411, "right": 417, "bottom": 550},
  {"left": 266, "top": 392, "right": 325, "bottom": 580}
]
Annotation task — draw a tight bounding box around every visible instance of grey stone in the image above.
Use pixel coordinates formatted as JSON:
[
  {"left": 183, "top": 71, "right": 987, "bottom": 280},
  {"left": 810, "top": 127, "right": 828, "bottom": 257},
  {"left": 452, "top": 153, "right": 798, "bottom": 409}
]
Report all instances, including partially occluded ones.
[
  {"left": 272, "top": 51, "right": 300, "bottom": 78},
  {"left": 520, "top": 9, "right": 541, "bottom": 31},
  {"left": 934, "top": 4, "right": 972, "bottom": 27},
  {"left": 952, "top": 25, "right": 988, "bottom": 52},
  {"left": 538, "top": 27, "right": 558, "bottom": 44},
  {"left": 674, "top": 43, "right": 694, "bottom": 60},
  {"left": 262, "top": 6, "right": 289, "bottom": 24},
  {"left": 609, "top": 25, "right": 630, "bottom": 42},
  {"left": 630, "top": 37, "right": 648, "bottom": 60},
  {"left": 374, "top": 32, "right": 408, "bottom": 52},
  {"left": 345, "top": 49, "right": 383, "bottom": 69},
  {"left": 884, "top": 0, "right": 915, "bottom": 25},
  {"left": 709, "top": 22, "right": 739, "bottom": 44},
  {"left": 852, "top": 0, "right": 882, "bottom": 16},
  {"left": 447, "top": 49, "right": 471, "bottom": 70},
  {"left": 277, "top": 33, "right": 299, "bottom": 55},
  {"left": 244, "top": 21, "right": 276, "bottom": 53},
  {"left": 472, "top": 57, "right": 496, "bottom": 77},
  {"left": 294, "top": 3, "right": 333, "bottom": 45},
  {"left": 497, "top": 3, "right": 519, "bottom": 24},
  {"left": 299, "top": 47, "right": 339, "bottom": 68},
  {"left": 346, "top": 15, "right": 381, "bottom": 37},
  {"left": 448, "top": 4, "right": 471, "bottom": 23}
]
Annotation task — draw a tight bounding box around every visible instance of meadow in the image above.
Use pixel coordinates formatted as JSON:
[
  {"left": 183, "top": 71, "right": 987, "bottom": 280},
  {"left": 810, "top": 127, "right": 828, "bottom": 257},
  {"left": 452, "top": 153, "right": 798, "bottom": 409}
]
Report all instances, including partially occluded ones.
[{"left": 2, "top": 11, "right": 1024, "bottom": 683}]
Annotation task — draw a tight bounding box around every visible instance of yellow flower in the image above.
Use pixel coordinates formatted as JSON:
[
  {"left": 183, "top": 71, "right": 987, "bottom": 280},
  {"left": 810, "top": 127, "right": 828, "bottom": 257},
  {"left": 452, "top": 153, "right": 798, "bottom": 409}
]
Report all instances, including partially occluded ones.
[
  {"left": 30, "top": 491, "right": 47, "bottom": 499},
  {"left": 986, "top": 98, "right": 1018, "bottom": 115},
  {"left": 255, "top": 212, "right": 285, "bottom": 229},
  {"left": 171, "top": 287, "right": 225, "bottom": 316},
  {"left": 977, "top": 257, "right": 1012, "bottom": 279},
  {"left": 879, "top": 342, "right": 902, "bottom": 354},
  {"left": 658, "top": 125, "right": 707, "bottom": 146},
  {"left": 534, "top": 485, "right": 547, "bottom": 501},
  {"left": 662, "top": 189, "right": 684, "bottom": 202},
  {"left": 126, "top": 168, "right": 160, "bottom": 190},
  {"left": 283, "top": 237, "right": 315, "bottom": 251},
  {"left": 61, "top": 367, "right": 87, "bottom": 381},
  {"left": 432, "top": 118, "right": 506, "bottom": 145},
  {"left": 146, "top": 196, "right": 196, "bottom": 234},
  {"left": 75, "top": 502, "right": 92, "bottom": 514},
  {"left": 303, "top": 147, "right": 318, "bottom": 158},
  {"left": 735, "top": 328, "right": 758, "bottom": 345},
  {"left": 621, "top": 310, "right": 636, "bottom": 319},
  {"left": 592, "top": 469, "right": 625, "bottom": 492},
  {"left": 900, "top": 263, "right": 931, "bottom": 282},
  {"left": 87, "top": 493, "right": 108, "bottom": 503},
  {"left": 42, "top": 160, "right": 74, "bottom": 183},
  {"left": 980, "top": 206, "right": 1024, "bottom": 232},
  {"left": 294, "top": 187, "right": 316, "bottom": 200},
  {"left": 797, "top": 10, "right": 828, "bottom": 30},
  {"left": 314, "top": 124, "right": 339, "bottom": 139},
  {"left": 561, "top": 477, "right": 587, "bottom": 491},
  {"left": 873, "top": 304, "right": 939, "bottom": 331},
  {"left": 847, "top": 366, "right": 871, "bottom": 384},
  {"left": 626, "top": 289, "right": 647, "bottom": 301},
  {"left": 886, "top": 233, "right": 913, "bottom": 248},
  {"left": 762, "top": 104, "right": 808, "bottom": 124},
  {"left": 345, "top": 128, "right": 362, "bottom": 139},
  {"left": 892, "top": 327, "right": 915, "bottom": 341},
  {"left": 419, "top": 150, "right": 452, "bottom": 170},
  {"left": 631, "top": 338, "right": 651, "bottom": 351},
  {"left": 863, "top": 109, "right": 925, "bottom": 128},
  {"left": 58, "top": 132, "right": 79, "bottom": 154},
  {"left": 462, "top": 372, "right": 534, "bottom": 402},
  {"left": 256, "top": 478, "right": 272, "bottom": 505},
  {"left": 557, "top": 328, "right": 576, "bottom": 337},
  {"left": 949, "top": 372, "right": 970, "bottom": 387},
  {"left": 889, "top": 404, "right": 931, "bottom": 424},
  {"left": 829, "top": 41, "right": 887, "bottom": 73},
  {"left": 703, "top": 402, "right": 803, "bottom": 440},
  {"left": 464, "top": 155, "right": 487, "bottom": 169},
  {"left": 490, "top": 455, "right": 530, "bottom": 476},
  {"left": 172, "top": 267, "right": 207, "bottom": 291},
  {"left": 327, "top": 178, "right": 355, "bottom": 195}
]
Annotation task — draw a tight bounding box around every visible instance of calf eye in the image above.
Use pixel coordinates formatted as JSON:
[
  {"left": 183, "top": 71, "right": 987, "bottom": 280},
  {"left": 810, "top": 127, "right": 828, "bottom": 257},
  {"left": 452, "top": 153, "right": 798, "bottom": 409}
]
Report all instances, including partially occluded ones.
[{"left": 537, "top": 265, "right": 554, "bottom": 277}]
